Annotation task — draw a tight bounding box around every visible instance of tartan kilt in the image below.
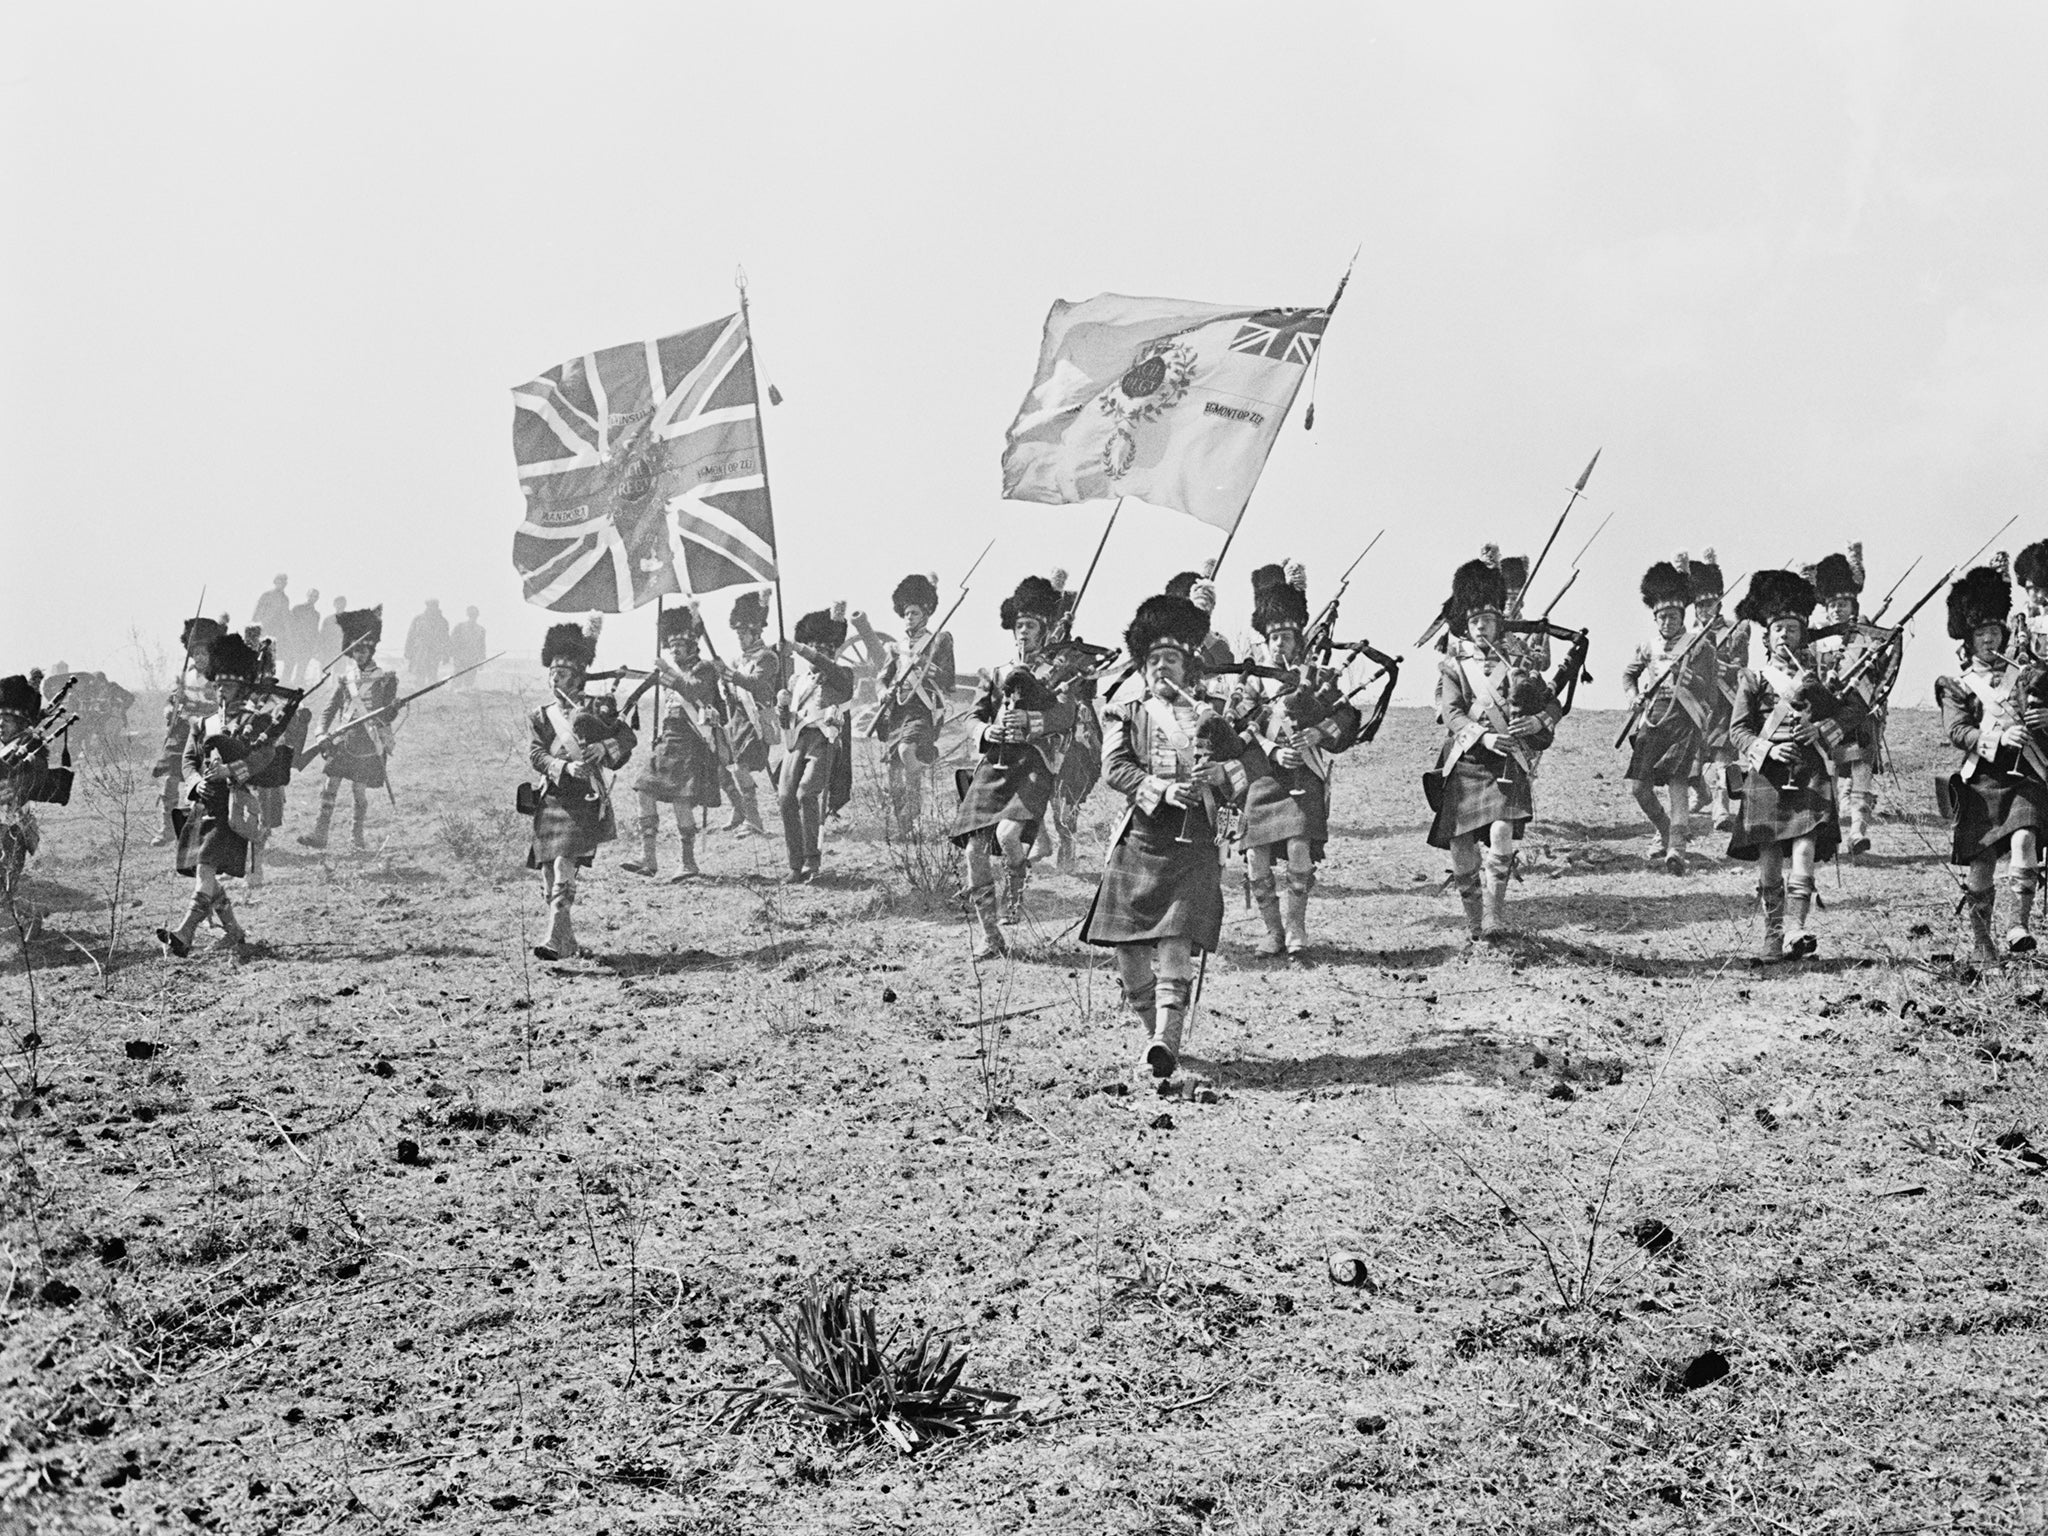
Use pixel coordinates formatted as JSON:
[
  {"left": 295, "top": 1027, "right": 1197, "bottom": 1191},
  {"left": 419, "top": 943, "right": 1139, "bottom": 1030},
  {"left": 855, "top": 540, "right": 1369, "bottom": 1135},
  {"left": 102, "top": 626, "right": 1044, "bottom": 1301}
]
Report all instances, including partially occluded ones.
[
  {"left": 1239, "top": 767, "right": 1329, "bottom": 856},
  {"left": 1081, "top": 804, "right": 1224, "bottom": 951},
  {"left": 528, "top": 785, "right": 615, "bottom": 868},
  {"left": 633, "top": 730, "right": 724, "bottom": 808},
  {"left": 1427, "top": 749, "right": 1534, "bottom": 849},
  {"left": 256, "top": 786, "right": 289, "bottom": 831},
  {"left": 1726, "top": 759, "right": 1839, "bottom": 862},
  {"left": 325, "top": 742, "right": 387, "bottom": 789},
  {"left": 951, "top": 748, "right": 1056, "bottom": 843},
  {"left": 1947, "top": 766, "right": 2048, "bottom": 864},
  {"left": 1626, "top": 715, "right": 1703, "bottom": 786},
  {"left": 1057, "top": 708, "right": 1102, "bottom": 804},
  {"left": 1831, "top": 709, "right": 1885, "bottom": 769},
  {"left": 174, "top": 802, "right": 249, "bottom": 878},
  {"left": 876, "top": 701, "right": 941, "bottom": 765}
]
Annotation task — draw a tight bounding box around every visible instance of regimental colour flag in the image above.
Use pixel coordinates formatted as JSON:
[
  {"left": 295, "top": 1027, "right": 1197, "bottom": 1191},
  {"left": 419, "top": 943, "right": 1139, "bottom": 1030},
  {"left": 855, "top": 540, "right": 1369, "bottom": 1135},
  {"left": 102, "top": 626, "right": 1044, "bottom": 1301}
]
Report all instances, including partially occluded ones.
[
  {"left": 1000, "top": 292, "right": 1334, "bottom": 531},
  {"left": 510, "top": 312, "right": 779, "bottom": 613}
]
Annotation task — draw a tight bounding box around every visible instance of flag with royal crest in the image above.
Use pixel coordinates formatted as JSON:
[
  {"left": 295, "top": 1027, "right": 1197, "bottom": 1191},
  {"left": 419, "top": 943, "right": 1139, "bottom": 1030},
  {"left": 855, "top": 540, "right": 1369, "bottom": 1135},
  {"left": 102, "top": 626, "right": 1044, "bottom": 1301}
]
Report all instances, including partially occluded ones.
[
  {"left": 1000, "top": 291, "right": 1335, "bottom": 531},
  {"left": 510, "top": 312, "right": 779, "bottom": 612}
]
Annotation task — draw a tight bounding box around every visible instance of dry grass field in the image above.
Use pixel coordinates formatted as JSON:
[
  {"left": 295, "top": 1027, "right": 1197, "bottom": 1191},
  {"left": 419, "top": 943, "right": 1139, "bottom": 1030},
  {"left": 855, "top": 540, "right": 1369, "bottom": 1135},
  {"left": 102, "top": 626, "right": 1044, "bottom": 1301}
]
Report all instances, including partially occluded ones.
[{"left": 3, "top": 691, "right": 2045, "bottom": 1534}]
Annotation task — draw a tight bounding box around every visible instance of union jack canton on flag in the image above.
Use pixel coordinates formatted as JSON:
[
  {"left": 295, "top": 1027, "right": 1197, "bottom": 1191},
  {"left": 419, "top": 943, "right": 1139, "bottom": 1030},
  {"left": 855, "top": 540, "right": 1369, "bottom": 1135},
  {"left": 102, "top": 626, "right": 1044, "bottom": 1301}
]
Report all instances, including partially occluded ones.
[{"left": 511, "top": 312, "right": 778, "bottom": 613}]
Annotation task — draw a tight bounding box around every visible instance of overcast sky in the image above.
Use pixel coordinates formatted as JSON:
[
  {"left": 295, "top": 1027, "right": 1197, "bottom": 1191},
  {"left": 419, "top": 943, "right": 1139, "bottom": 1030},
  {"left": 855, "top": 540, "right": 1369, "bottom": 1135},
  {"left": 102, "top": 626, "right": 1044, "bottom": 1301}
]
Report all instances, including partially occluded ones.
[{"left": 6, "top": 2, "right": 2044, "bottom": 708}]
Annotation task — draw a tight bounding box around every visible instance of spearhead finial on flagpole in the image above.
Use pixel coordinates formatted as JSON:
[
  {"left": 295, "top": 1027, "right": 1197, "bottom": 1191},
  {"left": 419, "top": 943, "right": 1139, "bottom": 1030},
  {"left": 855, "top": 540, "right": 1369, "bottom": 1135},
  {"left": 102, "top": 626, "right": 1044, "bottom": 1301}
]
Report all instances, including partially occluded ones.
[{"left": 734, "top": 265, "right": 749, "bottom": 295}]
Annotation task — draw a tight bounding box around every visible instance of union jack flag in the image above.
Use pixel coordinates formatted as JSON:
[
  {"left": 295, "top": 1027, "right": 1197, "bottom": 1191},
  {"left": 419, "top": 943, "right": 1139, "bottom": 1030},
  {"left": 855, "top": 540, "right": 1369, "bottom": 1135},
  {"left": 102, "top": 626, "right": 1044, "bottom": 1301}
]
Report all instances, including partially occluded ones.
[
  {"left": 510, "top": 312, "right": 778, "bottom": 613},
  {"left": 1229, "top": 307, "right": 1328, "bottom": 365}
]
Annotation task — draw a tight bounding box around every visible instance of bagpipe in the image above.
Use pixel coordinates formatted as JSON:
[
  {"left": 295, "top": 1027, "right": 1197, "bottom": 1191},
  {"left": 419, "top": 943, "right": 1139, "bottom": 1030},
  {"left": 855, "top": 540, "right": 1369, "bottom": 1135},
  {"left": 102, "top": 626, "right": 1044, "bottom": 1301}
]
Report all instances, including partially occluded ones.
[
  {"left": 604, "top": 660, "right": 733, "bottom": 766},
  {"left": 520, "top": 683, "right": 629, "bottom": 814},
  {"left": 1742, "top": 644, "right": 1842, "bottom": 794},
  {"left": 1149, "top": 675, "right": 1246, "bottom": 848},
  {"left": 0, "top": 676, "right": 80, "bottom": 805},
  {"left": 983, "top": 638, "right": 1119, "bottom": 765},
  {"left": 1503, "top": 618, "right": 1593, "bottom": 717}
]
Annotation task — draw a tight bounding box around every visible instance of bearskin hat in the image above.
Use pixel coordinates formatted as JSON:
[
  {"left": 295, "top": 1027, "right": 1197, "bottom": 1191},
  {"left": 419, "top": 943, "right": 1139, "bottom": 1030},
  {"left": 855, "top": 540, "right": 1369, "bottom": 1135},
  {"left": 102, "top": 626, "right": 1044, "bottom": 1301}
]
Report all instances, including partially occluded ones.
[
  {"left": 1002, "top": 576, "right": 1061, "bottom": 630},
  {"left": 1687, "top": 548, "right": 1724, "bottom": 599},
  {"left": 1640, "top": 561, "right": 1689, "bottom": 612},
  {"left": 793, "top": 608, "right": 847, "bottom": 650},
  {"left": 204, "top": 633, "right": 262, "bottom": 682},
  {"left": 181, "top": 616, "right": 224, "bottom": 658},
  {"left": 892, "top": 572, "right": 939, "bottom": 616},
  {"left": 1447, "top": 558, "right": 1508, "bottom": 638},
  {"left": 1812, "top": 551, "right": 1862, "bottom": 598},
  {"left": 729, "top": 590, "right": 769, "bottom": 632},
  {"left": 1737, "top": 569, "right": 1817, "bottom": 627},
  {"left": 657, "top": 605, "right": 702, "bottom": 645},
  {"left": 2015, "top": 542, "right": 2048, "bottom": 591},
  {"left": 1498, "top": 554, "right": 1530, "bottom": 594},
  {"left": 1125, "top": 593, "right": 1211, "bottom": 663},
  {"left": 1251, "top": 563, "right": 1309, "bottom": 636},
  {"left": 1947, "top": 565, "right": 2012, "bottom": 641},
  {"left": 336, "top": 606, "right": 383, "bottom": 653},
  {"left": 541, "top": 622, "right": 596, "bottom": 670},
  {"left": 0, "top": 675, "right": 41, "bottom": 718}
]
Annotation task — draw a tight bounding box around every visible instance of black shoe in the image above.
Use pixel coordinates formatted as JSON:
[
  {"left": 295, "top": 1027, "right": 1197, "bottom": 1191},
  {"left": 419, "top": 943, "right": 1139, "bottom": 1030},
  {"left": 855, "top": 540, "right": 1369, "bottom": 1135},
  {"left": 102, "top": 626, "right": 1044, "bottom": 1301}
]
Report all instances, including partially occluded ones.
[{"left": 156, "top": 927, "right": 190, "bottom": 959}]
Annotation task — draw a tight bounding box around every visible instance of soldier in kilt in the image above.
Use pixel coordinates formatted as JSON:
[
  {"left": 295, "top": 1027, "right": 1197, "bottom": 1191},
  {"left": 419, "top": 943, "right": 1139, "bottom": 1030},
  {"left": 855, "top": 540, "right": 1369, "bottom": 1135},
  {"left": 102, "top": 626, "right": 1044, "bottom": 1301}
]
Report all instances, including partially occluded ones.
[
  {"left": 243, "top": 631, "right": 309, "bottom": 892},
  {"left": 1727, "top": 569, "right": 1843, "bottom": 961},
  {"left": 299, "top": 607, "right": 396, "bottom": 852},
  {"left": 527, "top": 622, "right": 638, "bottom": 962},
  {"left": 1935, "top": 565, "right": 2048, "bottom": 965},
  {"left": 155, "top": 633, "right": 275, "bottom": 956},
  {"left": 1681, "top": 551, "right": 1749, "bottom": 832},
  {"left": 1234, "top": 563, "right": 1362, "bottom": 959},
  {"left": 1039, "top": 569, "right": 1101, "bottom": 877},
  {"left": 1425, "top": 559, "right": 1560, "bottom": 942},
  {"left": 622, "top": 605, "right": 726, "bottom": 881},
  {"left": 152, "top": 620, "right": 222, "bottom": 846},
  {"left": 1082, "top": 593, "right": 1262, "bottom": 1079},
  {"left": 0, "top": 675, "right": 67, "bottom": 907},
  {"left": 951, "top": 577, "right": 1076, "bottom": 957},
  {"left": 1621, "top": 560, "right": 1715, "bottom": 874},
  {"left": 776, "top": 608, "right": 855, "bottom": 883},
  {"left": 868, "top": 572, "right": 955, "bottom": 838},
  {"left": 2014, "top": 542, "right": 2048, "bottom": 662},
  {"left": 1811, "top": 546, "right": 1898, "bottom": 854},
  {"left": 711, "top": 591, "right": 776, "bottom": 838}
]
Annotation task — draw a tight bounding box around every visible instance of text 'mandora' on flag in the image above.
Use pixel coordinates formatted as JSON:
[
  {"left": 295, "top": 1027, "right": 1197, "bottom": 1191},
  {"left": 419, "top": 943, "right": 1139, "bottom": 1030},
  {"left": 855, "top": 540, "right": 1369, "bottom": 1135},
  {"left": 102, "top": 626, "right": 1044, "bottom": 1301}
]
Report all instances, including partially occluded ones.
[
  {"left": 510, "top": 311, "right": 778, "bottom": 613},
  {"left": 999, "top": 292, "right": 1333, "bottom": 532}
]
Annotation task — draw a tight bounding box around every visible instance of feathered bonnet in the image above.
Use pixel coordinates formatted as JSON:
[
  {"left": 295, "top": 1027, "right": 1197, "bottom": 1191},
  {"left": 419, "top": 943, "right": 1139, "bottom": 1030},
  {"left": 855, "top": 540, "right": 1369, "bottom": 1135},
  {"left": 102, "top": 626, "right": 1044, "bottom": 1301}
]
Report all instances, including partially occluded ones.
[
  {"left": 1640, "top": 561, "right": 1689, "bottom": 613},
  {"left": 1812, "top": 545, "right": 1864, "bottom": 599},
  {"left": 1681, "top": 548, "right": 1723, "bottom": 600},
  {"left": 1251, "top": 562, "right": 1309, "bottom": 636},
  {"left": 729, "top": 590, "right": 769, "bottom": 632},
  {"left": 336, "top": 606, "right": 384, "bottom": 653},
  {"left": 793, "top": 607, "right": 848, "bottom": 650},
  {"left": 1000, "top": 575, "right": 1061, "bottom": 631},
  {"left": 2014, "top": 542, "right": 2048, "bottom": 592},
  {"left": 892, "top": 573, "right": 939, "bottom": 616},
  {"left": 1125, "top": 593, "right": 1212, "bottom": 664},
  {"left": 1947, "top": 565, "right": 2012, "bottom": 642},
  {"left": 204, "top": 632, "right": 263, "bottom": 683},
  {"left": 1447, "top": 558, "right": 1508, "bottom": 639},
  {"left": 1737, "top": 570, "right": 1817, "bottom": 627},
  {"left": 0, "top": 675, "right": 42, "bottom": 718},
  {"left": 657, "top": 605, "right": 702, "bottom": 646},
  {"left": 541, "top": 621, "right": 597, "bottom": 670}
]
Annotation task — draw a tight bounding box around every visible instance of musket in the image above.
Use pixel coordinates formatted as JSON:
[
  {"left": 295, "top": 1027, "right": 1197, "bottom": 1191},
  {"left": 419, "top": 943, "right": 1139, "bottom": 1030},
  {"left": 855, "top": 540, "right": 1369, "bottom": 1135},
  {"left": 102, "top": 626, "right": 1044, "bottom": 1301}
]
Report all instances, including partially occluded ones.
[
  {"left": 1831, "top": 568, "right": 1950, "bottom": 700},
  {"left": 1302, "top": 530, "right": 1383, "bottom": 657},
  {"left": 1866, "top": 556, "right": 1922, "bottom": 624},
  {"left": 1511, "top": 448, "right": 1601, "bottom": 619},
  {"left": 175, "top": 585, "right": 208, "bottom": 693},
  {"left": 1057, "top": 506, "right": 1121, "bottom": 643},
  {"left": 1612, "top": 571, "right": 1753, "bottom": 750},
  {"left": 1540, "top": 569, "right": 1580, "bottom": 621},
  {"left": 298, "top": 654, "right": 502, "bottom": 760}
]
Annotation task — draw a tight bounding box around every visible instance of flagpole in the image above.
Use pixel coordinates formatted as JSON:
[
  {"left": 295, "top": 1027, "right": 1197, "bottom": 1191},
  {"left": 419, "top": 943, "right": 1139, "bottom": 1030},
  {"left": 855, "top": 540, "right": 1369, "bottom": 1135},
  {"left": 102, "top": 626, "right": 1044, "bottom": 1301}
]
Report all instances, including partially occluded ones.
[
  {"left": 1210, "top": 252, "right": 1358, "bottom": 588},
  {"left": 1063, "top": 498, "right": 1122, "bottom": 636},
  {"left": 736, "top": 267, "right": 789, "bottom": 670}
]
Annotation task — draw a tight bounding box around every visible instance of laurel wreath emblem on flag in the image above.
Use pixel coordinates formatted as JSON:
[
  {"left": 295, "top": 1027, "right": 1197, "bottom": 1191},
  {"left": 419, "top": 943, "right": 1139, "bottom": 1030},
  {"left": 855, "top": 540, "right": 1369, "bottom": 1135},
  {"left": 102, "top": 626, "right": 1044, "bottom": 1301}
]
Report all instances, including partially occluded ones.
[{"left": 1097, "top": 339, "right": 1196, "bottom": 480}]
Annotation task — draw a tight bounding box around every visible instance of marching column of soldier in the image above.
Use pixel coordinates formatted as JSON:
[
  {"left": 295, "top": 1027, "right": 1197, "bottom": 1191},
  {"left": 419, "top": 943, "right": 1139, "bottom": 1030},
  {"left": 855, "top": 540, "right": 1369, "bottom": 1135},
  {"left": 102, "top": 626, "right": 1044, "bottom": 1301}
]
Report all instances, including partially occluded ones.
[{"left": 8, "top": 531, "right": 2048, "bottom": 1078}]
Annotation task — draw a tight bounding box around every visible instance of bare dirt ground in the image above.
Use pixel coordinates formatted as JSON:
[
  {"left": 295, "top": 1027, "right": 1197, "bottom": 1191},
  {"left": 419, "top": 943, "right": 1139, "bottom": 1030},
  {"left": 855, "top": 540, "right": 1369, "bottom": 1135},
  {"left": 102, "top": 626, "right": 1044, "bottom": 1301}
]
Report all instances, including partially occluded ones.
[{"left": 4, "top": 691, "right": 2046, "bottom": 1534}]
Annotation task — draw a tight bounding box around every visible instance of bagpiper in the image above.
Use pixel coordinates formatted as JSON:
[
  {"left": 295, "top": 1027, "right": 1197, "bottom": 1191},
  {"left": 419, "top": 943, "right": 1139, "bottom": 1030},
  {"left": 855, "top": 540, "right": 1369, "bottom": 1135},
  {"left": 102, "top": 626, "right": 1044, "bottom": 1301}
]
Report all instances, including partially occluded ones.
[
  {"left": 298, "top": 606, "right": 397, "bottom": 852},
  {"left": 1044, "top": 567, "right": 1102, "bottom": 875},
  {"left": 951, "top": 576, "right": 1077, "bottom": 957},
  {"left": 155, "top": 633, "right": 291, "bottom": 957},
  {"left": 1810, "top": 545, "right": 1898, "bottom": 854},
  {"left": 152, "top": 620, "right": 221, "bottom": 847},
  {"left": 776, "top": 606, "right": 854, "bottom": 883},
  {"left": 526, "top": 621, "right": 638, "bottom": 962},
  {"left": 869, "top": 572, "right": 956, "bottom": 838},
  {"left": 711, "top": 590, "right": 776, "bottom": 838},
  {"left": 1681, "top": 550, "right": 1747, "bottom": 831},
  {"left": 1081, "top": 592, "right": 1261, "bottom": 1079},
  {"left": 1424, "top": 558, "right": 1561, "bottom": 942},
  {"left": 1232, "top": 563, "right": 1363, "bottom": 959},
  {"left": 2012, "top": 542, "right": 2048, "bottom": 662},
  {"left": 1727, "top": 568, "right": 1841, "bottom": 962},
  {"left": 0, "top": 674, "right": 71, "bottom": 909},
  {"left": 621, "top": 605, "right": 727, "bottom": 881},
  {"left": 1935, "top": 564, "right": 2048, "bottom": 964},
  {"left": 1620, "top": 559, "right": 1716, "bottom": 874},
  {"left": 242, "top": 630, "right": 310, "bottom": 892}
]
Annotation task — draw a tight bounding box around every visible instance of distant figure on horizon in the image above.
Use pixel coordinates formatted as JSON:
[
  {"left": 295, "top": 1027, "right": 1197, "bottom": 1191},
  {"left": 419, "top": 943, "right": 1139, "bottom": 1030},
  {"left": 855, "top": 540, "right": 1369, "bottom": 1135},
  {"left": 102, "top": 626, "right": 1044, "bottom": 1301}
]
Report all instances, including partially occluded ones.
[
  {"left": 318, "top": 596, "right": 349, "bottom": 669},
  {"left": 405, "top": 599, "right": 450, "bottom": 687},
  {"left": 283, "top": 586, "right": 321, "bottom": 685},
  {"left": 253, "top": 575, "right": 291, "bottom": 644},
  {"left": 449, "top": 605, "right": 486, "bottom": 687}
]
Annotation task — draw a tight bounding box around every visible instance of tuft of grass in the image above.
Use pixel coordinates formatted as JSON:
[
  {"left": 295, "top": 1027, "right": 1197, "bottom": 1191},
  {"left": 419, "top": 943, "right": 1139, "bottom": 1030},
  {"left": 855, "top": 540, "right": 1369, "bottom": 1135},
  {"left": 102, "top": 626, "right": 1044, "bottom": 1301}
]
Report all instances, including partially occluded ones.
[{"left": 715, "top": 1278, "right": 1016, "bottom": 1452}]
